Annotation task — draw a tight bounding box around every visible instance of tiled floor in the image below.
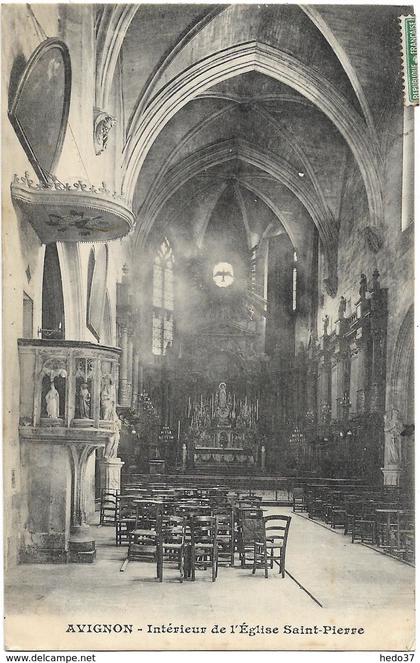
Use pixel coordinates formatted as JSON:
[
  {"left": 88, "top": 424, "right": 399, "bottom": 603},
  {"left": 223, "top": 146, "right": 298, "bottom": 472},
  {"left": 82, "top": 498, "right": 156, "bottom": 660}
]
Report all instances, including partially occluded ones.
[{"left": 4, "top": 507, "right": 415, "bottom": 651}]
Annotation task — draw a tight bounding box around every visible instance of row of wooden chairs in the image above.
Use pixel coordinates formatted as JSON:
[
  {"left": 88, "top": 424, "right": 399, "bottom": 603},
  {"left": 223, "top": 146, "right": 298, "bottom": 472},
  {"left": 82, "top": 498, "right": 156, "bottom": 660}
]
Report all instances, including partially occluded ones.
[
  {"left": 100, "top": 486, "right": 291, "bottom": 580},
  {"left": 125, "top": 507, "right": 291, "bottom": 582},
  {"left": 293, "top": 484, "right": 414, "bottom": 564}
]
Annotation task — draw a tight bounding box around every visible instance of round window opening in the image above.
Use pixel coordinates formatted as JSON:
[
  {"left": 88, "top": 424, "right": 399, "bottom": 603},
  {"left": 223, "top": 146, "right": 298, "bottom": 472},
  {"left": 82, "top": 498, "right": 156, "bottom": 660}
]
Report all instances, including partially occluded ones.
[{"left": 213, "top": 262, "right": 234, "bottom": 288}]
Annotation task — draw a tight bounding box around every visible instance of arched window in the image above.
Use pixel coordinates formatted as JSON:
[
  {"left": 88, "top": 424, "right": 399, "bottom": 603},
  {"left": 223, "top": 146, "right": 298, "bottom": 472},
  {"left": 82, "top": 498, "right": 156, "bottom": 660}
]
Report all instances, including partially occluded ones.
[
  {"left": 86, "top": 245, "right": 108, "bottom": 341},
  {"left": 101, "top": 292, "right": 113, "bottom": 346},
  {"left": 86, "top": 248, "right": 95, "bottom": 317},
  {"left": 42, "top": 243, "right": 65, "bottom": 338},
  {"left": 152, "top": 239, "right": 174, "bottom": 355},
  {"left": 292, "top": 250, "right": 297, "bottom": 312}
]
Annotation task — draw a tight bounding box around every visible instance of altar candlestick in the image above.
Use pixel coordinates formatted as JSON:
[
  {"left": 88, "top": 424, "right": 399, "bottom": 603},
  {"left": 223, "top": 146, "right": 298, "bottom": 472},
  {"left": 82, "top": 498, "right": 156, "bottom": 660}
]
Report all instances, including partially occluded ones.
[
  {"left": 256, "top": 399, "right": 259, "bottom": 421},
  {"left": 188, "top": 397, "right": 191, "bottom": 418},
  {"left": 177, "top": 419, "right": 181, "bottom": 441}
]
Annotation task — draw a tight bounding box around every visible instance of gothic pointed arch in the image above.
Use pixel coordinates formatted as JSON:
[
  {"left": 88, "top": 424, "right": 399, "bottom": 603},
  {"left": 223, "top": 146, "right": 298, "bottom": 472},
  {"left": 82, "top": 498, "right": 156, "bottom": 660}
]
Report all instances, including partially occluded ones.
[
  {"left": 136, "top": 138, "right": 338, "bottom": 294},
  {"left": 390, "top": 305, "right": 414, "bottom": 423},
  {"left": 122, "top": 42, "right": 383, "bottom": 247}
]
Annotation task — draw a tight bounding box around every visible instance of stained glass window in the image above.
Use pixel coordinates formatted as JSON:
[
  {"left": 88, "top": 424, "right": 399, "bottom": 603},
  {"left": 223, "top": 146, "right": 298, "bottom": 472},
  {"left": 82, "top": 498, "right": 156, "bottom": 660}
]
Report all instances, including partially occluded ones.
[
  {"left": 213, "top": 262, "right": 234, "bottom": 288},
  {"left": 152, "top": 239, "right": 174, "bottom": 355}
]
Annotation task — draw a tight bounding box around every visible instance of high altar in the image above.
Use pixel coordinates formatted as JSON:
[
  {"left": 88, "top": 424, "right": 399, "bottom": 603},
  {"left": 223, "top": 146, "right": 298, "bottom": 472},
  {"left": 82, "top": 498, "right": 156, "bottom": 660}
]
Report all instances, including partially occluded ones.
[{"left": 186, "top": 382, "right": 259, "bottom": 468}]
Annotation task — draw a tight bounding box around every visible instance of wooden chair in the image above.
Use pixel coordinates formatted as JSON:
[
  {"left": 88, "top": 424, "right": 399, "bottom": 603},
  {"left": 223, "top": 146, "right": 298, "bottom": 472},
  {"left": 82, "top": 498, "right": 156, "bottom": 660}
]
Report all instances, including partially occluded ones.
[
  {"left": 344, "top": 500, "right": 364, "bottom": 536},
  {"left": 252, "top": 514, "right": 292, "bottom": 578},
  {"left": 351, "top": 502, "right": 378, "bottom": 544},
  {"left": 189, "top": 515, "right": 218, "bottom": 581},
  {"left": 292, "top": 487, "right": 305, "bottom": 512},
  {"left": 176, "top": 502, "right": 212, "bottom": 518},
  {"left": 125, "top": 503, "right": 162, "bottom": 569},
  {"left": 100, "top": 489, "right": 118, "bottom": 526},
  {"left": 237, "top": 507, "right": 265, "bottom": 568},
  {"left": 132, "top": 500, "right": 163, "bottom": 532},
  {"left": 157, "top": 515, "right": 186, "bottom": 582},
  {"left": 115, "top": 496, "right": 137, "bottom": 545},
  {"left": 214, "top": 507, "right": 235, "bottom": 567},
  {"left": 307, "top": 496, "right": 324, "bottom": 520}
]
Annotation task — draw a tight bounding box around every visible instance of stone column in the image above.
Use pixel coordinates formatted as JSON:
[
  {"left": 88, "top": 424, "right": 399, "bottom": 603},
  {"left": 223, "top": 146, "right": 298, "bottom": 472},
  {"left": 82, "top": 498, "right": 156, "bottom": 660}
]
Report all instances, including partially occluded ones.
[
  {"left": 318, "top": 354, "right": 331, "bottom": 423},
  {"left": 330, "top": 356, "right": 338, "bottom": 421},
  {"left": 138, "top": 364, "right": 144, "bottom": 397},
  {"left": 371, "top": 329, "right": 386, "bottom": 412},
  {"left": 68, "top": 444, "right": 97, "bottom": 563},
  {"left": 118, "top": 324, "right": 129, "bottom": 406},
  {"left": 99, "top": 457, "right": 124, "bottom": 494},
  {"left": 356, "top": 332, "right": 369, "bottom": 414},
  {"left": 349, "top": 340, "right": 359, "bottom": 417},
  {"left": 306, "top": 362, "right": 317, "bottom": 419},
  {"left": 131, "top": 352, "right": 139, "bottom": 411},
  {"left": 335, "top": 349, "right": 349, "bottom": 421}
]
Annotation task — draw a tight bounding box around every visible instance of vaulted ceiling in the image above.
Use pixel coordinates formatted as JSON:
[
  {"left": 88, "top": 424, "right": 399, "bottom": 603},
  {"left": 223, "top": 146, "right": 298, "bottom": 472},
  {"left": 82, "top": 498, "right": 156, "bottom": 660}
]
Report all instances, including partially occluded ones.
[{"left": 95, "top": 4, "right": 403, "bottom": 293}]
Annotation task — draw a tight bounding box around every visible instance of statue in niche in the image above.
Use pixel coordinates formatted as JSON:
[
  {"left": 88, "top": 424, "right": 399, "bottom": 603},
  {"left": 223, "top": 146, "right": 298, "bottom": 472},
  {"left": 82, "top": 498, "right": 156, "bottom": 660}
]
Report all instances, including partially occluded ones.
[
  {"left": 45, "top": 381, "right": 60, "bottom": 418},
  {"left": 218, "top": 382, "right": 227, "bottom": 409},
  {"left": 359, "top": 273, "right": 368, "bottom": 300},
  {"left": 338, "top": 296, "right": 346, "bottom": 320},
  {"left": 104, "top": 412, "right": 121, "bottom": 459},
  {"left": 100, "top": 375, "right": 115, "bottom": 420},
  {"left": 94, "top": 110, "right": 117, "bottom": 155},
  {"left": 322, "top": 314, "right": 329, "bottom": 337},
  {"left": 384, "top": 408, "right": 404, "bottom": 465},
  {"left": 216, "top": 383, "right": 232, "bottom": 421},
  {"left": 78, "top": 382, "right": 91, "bottom": 419}
]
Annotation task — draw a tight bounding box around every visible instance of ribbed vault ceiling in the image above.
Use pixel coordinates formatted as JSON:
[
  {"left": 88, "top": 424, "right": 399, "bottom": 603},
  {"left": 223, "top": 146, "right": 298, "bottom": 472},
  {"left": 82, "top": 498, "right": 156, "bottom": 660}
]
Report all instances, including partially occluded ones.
[{"left": 96, "top": 3, "right": 402, "bottom": 288}]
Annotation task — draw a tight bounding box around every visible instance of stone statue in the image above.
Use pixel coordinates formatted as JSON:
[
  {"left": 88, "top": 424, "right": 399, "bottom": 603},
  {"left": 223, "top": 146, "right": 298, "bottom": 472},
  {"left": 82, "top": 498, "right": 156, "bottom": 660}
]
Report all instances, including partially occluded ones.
[
  {"left": 371, "top": 269, "right": 380, "bottom": 294},
  {"left": 104, "top": 413, "right": 121, "bottom": 459},
  {"left": 323, "top": 314, "right": 329, "bottom": 336},
  {"left": 338, "top": 296, "right": 346, "bottom": 320},
  {"left": 101, "top": 375, "right": 115, "bottom": 420},
  {"left": 182, "top": 443, "right": 187, "bottom": 471},
  {"left": 360, "top": 226, "right": 383, "bottom": 253},
  {"left": 78, "top": 382, "right": 91, "bottom": 419},
  {"left": 218, "top": 382, "right": 227, "bottom": 409},
  {"left": 45, "top": 382, "right": 60, "bottom": 418},
  {"left": 384, "top": 408, "right": 404, "bottom": 465},
  {"left": 359, "top": 273, "right": 367, "bottom": 300},
  {"left": 94, "top": 110, "right": 117, "bottom": 155}
]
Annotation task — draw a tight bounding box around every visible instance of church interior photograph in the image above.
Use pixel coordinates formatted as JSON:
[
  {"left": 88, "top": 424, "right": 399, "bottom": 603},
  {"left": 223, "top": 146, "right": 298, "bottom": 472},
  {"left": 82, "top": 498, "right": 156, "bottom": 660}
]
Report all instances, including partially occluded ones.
[{"left": 1, "top": 2, "right": 415, "bottom": 652}]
